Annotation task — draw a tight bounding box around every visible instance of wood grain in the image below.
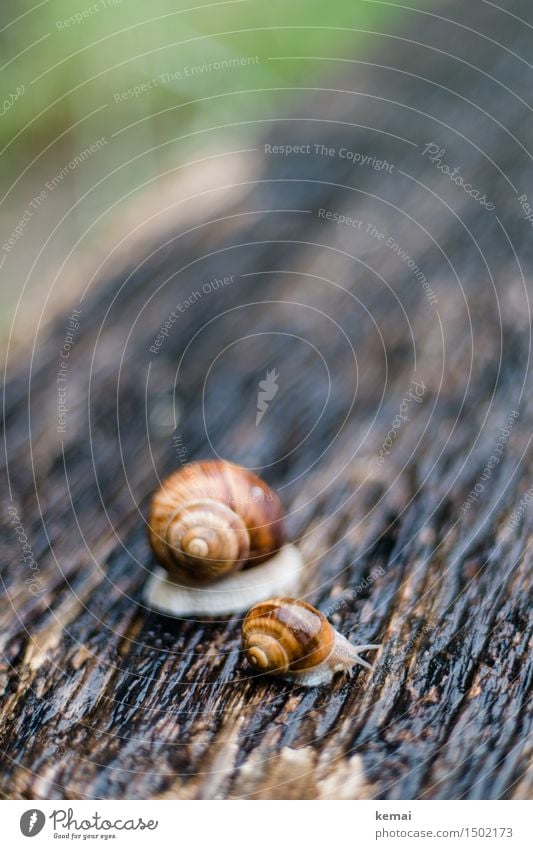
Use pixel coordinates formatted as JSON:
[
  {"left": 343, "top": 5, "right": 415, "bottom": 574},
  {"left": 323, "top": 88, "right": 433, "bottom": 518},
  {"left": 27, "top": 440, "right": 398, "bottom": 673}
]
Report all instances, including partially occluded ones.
[{"left": 1, "top": 0, "right": 532, "bottom": 799}]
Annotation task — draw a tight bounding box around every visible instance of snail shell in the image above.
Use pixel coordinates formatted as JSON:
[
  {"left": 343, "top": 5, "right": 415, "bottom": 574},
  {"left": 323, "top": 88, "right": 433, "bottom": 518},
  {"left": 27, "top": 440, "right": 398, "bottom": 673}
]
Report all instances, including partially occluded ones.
[
  {"left": 242, "top": 597, "right": 381, "bottom": 687},
  {"left": 148, "top": 460, "right": 284, "bottom": 584}
]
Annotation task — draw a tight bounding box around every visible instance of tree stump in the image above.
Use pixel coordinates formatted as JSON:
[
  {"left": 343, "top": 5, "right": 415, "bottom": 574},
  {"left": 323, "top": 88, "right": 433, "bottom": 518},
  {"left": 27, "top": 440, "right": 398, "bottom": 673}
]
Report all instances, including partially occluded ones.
[{"left": 1, "top": 0, "right": 532, "bottom": 799}]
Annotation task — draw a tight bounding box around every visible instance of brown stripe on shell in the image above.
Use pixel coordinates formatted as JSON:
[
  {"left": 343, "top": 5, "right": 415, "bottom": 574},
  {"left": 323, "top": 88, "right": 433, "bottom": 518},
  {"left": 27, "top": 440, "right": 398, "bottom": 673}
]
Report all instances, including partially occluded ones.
[
  {"left": 148, "top": 460, "right": 285, "bottom": 582},
  {"left": 242, "top": 598, "right": 334, "bottom": 673}
]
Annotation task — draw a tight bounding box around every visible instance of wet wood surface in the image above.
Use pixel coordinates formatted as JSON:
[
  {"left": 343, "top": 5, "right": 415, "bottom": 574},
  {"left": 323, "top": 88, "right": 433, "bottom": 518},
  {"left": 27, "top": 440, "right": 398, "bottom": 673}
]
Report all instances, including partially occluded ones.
[{"left": 1, "top": 0, "right": 532, "bottom": 799}]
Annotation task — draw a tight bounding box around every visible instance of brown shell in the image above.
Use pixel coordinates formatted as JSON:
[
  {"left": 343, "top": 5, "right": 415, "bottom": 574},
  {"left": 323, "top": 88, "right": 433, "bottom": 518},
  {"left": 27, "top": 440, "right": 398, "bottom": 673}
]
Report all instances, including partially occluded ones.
[
  {"left": 242, "top": 597, "right": 335, "bottom": 674},
  {"left": 148, "top": 460, "right": 285, "bottom": 584}
]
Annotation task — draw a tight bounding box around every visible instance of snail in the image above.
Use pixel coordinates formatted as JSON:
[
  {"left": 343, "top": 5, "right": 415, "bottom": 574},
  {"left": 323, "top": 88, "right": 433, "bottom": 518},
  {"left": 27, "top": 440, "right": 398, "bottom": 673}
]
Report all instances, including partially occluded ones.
[
  {"left": 242, "top": 597, "right": 381, "bottom": 686},
  {"left": 144, "top": 460, "right": 304, "bottom": 616}
]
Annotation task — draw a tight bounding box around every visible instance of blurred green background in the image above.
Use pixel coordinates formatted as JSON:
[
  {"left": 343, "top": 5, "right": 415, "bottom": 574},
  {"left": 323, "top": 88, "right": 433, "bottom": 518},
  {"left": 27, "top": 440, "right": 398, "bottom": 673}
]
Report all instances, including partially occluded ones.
[{"left": 1, "top": 0, "right": 432, "bottom": 344}]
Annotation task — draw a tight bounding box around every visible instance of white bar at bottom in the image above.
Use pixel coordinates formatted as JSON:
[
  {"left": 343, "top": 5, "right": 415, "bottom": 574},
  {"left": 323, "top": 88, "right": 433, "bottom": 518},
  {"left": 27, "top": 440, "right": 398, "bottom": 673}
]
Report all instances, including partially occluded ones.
[{"left": 3, "top": 799, "right": 531, "bottom": 849}]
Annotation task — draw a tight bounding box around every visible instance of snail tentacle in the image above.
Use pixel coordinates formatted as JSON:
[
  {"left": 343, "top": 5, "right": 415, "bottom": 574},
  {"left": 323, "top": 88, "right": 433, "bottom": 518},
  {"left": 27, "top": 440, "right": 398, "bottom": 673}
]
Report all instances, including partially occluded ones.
[{"left": 328, "top": 632, "right": 381, "bottom": 674}]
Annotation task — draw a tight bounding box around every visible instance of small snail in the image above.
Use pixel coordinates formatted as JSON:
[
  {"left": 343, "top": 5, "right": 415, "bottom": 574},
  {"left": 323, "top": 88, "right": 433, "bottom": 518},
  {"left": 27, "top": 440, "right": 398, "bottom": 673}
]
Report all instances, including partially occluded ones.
[
  {"left": 242, "top": 598, "right": 381, "bottom": 686},
  {"left": 144, "top": 460, "right": 303, "bottom": 616}
]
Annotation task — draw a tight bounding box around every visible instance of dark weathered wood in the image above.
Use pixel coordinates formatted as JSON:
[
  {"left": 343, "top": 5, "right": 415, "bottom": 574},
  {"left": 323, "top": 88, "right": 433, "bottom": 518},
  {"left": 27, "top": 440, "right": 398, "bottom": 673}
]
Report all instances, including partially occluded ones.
[{"left": 1, "top": 0, "right": 532, "bottom": 800}]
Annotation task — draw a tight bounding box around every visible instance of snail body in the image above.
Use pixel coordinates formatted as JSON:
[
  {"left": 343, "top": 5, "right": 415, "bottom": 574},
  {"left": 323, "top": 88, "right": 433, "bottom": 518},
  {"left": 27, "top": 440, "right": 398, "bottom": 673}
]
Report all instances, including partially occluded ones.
[
  {"left": 242, "top": 598, "right": 381, "bottom": 686},
  {"left": 145, "top": 461, "right": 303, "bottom": 616}
]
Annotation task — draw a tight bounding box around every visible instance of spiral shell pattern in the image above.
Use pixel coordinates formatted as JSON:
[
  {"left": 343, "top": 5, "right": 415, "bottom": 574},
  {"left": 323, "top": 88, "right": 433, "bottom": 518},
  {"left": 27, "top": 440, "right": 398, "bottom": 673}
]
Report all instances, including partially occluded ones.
[
  {"left": 242, "top": 598, "right": 335, "bottom": 674},
  {"left": 148, "top": 460, "right": 284, "bottom": 584}
]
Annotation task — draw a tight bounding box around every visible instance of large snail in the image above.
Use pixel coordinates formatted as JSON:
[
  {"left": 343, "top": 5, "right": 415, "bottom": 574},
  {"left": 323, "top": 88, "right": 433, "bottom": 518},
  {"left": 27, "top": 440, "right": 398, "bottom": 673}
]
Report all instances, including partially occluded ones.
[
  {"left": 242, "top": 597, "right": 381, "bottom": 686},
  {"left": 144, "top": 460, "right": 303, "bottom": 616}
]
